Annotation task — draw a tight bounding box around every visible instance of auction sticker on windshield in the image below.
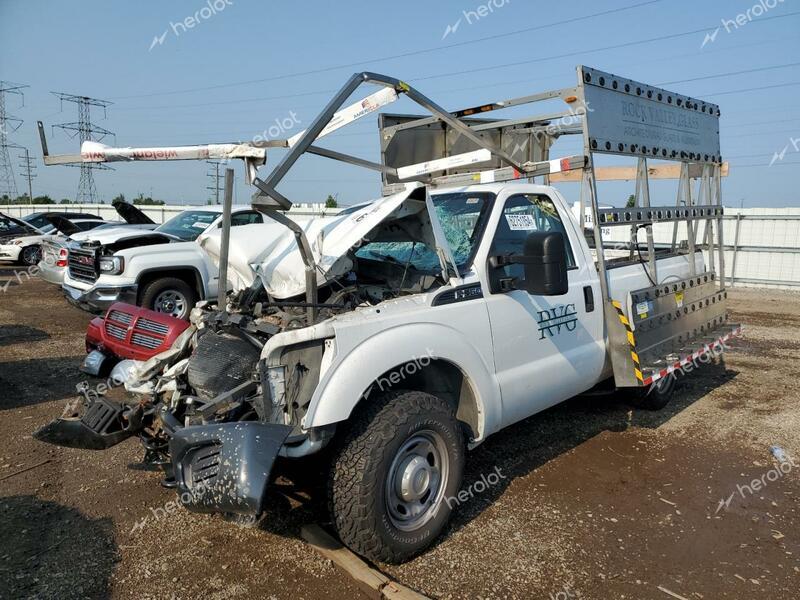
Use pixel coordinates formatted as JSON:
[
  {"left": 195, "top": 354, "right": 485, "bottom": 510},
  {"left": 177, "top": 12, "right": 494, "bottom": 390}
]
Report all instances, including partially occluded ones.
[{"left": 505, "top": 214, "right": 537, "bottom": 231}]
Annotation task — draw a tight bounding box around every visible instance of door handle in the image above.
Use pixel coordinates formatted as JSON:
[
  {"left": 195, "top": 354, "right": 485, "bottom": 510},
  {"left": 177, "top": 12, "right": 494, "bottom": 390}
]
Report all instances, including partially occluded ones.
[{"left": 583, "top": 286, "right": 594, "bottom": 312}]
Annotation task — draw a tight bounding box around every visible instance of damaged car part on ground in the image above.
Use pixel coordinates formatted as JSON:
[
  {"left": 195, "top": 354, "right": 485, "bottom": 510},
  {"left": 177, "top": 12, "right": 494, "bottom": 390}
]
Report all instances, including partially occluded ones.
[{"left": 34, "top": 66, "right": 739, "bottom": 563}]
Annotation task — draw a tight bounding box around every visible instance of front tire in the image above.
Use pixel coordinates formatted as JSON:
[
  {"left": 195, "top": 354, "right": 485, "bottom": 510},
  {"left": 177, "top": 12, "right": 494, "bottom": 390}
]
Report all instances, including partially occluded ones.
[
  {"left": 140, "top": 277, "right": 197, "bottom": 320},
  {"left": 19, "top": 245, "right": 41, "bottom": 267},
  {"left": 329, "top": 390, "right": 465, "bottom": 563}
]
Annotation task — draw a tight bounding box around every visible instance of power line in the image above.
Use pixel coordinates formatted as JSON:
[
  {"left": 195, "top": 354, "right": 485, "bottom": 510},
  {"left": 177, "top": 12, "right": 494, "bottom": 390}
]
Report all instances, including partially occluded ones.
[
  {"left": 733, "top": 160, "right": 800, "bottom": 167},
  {"left": 112, "top": 27, "right": 799, "bottom": 114},
  {"left": 110, "top": 0, "right": 665, "bottom": 100},
  {"left": 704, "top": 81, "right": 800, "bottom": 97},
  {"left": 52, "top": 93, "right": 115, "bottom": 203},
  {"left": 410, "top": 12, "right": 800, "bottom": 84},
  {"left": 657, "top": 62, "right": 800, "bottom": 86}
]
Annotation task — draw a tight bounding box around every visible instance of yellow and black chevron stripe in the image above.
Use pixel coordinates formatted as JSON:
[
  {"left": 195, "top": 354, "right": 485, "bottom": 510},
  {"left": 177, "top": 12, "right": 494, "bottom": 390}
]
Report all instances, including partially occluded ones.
[{"left": 611, "top": 300, "right": 643, "bottom": 384}]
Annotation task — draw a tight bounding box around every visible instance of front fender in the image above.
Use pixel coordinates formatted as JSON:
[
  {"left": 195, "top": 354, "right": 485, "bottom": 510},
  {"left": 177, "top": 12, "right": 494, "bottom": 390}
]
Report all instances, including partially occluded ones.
[
  {"left": 121, "top": 243, "right": 217, "bottom": 297},
  {"left": 304, "top": 321, "right": 500, "bottom": 443}
]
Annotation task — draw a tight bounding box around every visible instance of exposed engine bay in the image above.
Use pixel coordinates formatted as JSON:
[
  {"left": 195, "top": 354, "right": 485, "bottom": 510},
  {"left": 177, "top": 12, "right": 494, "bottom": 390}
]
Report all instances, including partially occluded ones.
[{"left": 34, "top": 184, "right": 452, "bottom": 517}]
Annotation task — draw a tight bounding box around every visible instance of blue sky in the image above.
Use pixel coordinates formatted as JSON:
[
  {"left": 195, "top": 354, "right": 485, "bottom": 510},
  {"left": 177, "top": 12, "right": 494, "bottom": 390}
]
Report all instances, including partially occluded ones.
[{"left": 1, "top": 0, "right": 798, "bottom": 207}]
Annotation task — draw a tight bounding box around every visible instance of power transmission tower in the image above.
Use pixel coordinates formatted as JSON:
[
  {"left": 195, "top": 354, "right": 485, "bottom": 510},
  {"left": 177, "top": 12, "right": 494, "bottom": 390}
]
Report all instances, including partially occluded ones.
[
  {"left": 0, "top": 81, "right": 28, "bottom": 200},
  {"left": 206, "top": 160, "right": 224, "bottom": 204},
  {"left": 18, "top": 147, "right": 36, "bottom": 204},
  {"left": 52, "top": 92, "right": 115, "bottom": 203}
]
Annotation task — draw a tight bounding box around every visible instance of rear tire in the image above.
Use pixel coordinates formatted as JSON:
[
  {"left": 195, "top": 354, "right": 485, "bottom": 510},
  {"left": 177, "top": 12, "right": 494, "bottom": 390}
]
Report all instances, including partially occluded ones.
[
  {"left": 328, "top": 390, "right": 465, "bottom": 563},
  {"left": 629, "top": 375, "right": 676, "bottom": 410},
  {"left": 140, "top": 277, "right": 197, "bottom": 320}
]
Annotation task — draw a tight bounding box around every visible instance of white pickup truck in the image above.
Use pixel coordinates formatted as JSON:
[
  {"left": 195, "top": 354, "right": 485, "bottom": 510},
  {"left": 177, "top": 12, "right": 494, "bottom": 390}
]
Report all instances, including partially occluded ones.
[
  {"left": 35, "top": 66, "right": 739, "bottom": 564},
  {"left": 62, "top": 204, "right": 266, "bottom": 318}
]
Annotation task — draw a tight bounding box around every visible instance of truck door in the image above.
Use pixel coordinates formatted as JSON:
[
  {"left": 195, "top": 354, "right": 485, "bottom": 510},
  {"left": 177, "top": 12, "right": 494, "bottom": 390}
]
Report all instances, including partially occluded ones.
[{"left": 480, "top": 191, "right": 605, "bottom": 427}]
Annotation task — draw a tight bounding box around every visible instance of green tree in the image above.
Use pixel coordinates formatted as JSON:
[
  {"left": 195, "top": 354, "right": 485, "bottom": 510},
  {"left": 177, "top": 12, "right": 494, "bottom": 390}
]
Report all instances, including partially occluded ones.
[
  {"left": 111, "top": 193, "right": 126, "bottom": 204},
  {"left": 625, "top": 194, "right": 636, "bottom": 208},
  {"left": 133, "top": 193, "right": 165, "bottom": 206},
  {"left": 325, "top": 194, "right": 338, "bottom": 209}
]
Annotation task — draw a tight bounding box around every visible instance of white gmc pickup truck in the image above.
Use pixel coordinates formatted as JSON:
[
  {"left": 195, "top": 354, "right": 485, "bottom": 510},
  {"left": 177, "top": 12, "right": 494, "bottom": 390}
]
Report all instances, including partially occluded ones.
[
  {"left": 35, "top": 66, "right": 738, "bottom": 564},
  {"left": 62, "top": 205, "right": 266, "bottom": 319}
]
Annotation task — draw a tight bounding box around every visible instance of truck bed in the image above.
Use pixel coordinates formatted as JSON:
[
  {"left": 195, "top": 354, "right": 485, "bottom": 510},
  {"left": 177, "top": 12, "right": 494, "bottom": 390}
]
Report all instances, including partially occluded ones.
[{"left": 595, "top": 250, "right": 705, "bottom": 321}]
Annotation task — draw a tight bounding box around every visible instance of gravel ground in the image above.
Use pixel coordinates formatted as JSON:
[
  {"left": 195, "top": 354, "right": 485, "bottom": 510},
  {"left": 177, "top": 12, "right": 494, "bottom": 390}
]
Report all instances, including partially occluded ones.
[{"left": 1, "top": 264, "right": 798, "bottom": 600}]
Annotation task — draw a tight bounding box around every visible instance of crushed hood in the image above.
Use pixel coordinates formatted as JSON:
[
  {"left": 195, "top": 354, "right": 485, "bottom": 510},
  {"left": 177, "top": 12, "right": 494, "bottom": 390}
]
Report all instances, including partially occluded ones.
[{"left": 200, "top": 183, "right": 442, "bottom": 299}]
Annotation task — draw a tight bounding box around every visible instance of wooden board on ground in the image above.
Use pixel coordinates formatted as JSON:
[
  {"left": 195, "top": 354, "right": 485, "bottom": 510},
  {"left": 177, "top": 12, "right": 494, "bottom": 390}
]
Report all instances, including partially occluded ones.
[{"left": 300, "top": 524, "right": 430, "bottom": 600}]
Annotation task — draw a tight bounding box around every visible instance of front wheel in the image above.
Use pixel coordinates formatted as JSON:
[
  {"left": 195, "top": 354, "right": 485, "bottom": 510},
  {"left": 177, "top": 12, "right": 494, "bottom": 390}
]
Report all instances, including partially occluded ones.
[
  {"left": 140, "top": 277, "right": 197, "bottom": 320},
  {"left": 20, "top": 245, "right": 41, "bottom": 267},
  {"left": 329, "top": 390, "right": 465, "bottom": 563}
]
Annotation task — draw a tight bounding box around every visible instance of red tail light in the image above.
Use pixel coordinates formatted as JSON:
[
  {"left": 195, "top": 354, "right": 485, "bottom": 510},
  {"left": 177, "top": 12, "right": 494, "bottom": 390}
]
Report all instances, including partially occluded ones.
[{"left": 56, "top": 248, "right": 68, "bottom": 268}]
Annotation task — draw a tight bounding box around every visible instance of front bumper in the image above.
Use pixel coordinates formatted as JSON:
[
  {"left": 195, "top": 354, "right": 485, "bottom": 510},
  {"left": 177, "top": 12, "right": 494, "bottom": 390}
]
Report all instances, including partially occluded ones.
[
  {"left": 34, "top": 396, "right": 143, "bottom": 450},
  {"left": 169, "top": 422, "right": 293, "bottom": 516},
  {"left": 0, "top": 245, "right": 21, "bottom": 261},
  {"left": 63, "top": 282, "right": 138, "bottom": 313}
]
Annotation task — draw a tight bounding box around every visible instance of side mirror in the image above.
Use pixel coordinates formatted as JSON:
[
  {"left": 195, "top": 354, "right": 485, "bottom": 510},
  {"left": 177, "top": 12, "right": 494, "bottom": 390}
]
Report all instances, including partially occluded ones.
[{"left": 489, "top": 231, "right": 568, "bottom": 296}]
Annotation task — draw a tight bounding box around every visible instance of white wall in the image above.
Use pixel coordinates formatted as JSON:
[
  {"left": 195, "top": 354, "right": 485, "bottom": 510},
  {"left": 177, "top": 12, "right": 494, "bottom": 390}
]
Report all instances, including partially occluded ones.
[
  {"left": 600, "top": 208, "right": 800, "bottom": 290},
  {"left": 0, "top": 202, "right": 344, "bottom": 223}
]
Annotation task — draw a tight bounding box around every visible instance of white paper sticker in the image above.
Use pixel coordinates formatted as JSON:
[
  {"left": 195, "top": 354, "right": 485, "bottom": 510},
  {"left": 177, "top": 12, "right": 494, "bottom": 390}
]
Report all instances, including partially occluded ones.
[
  {"left": 505, "top": 214, "right": 537, "bottom": 231},
  {"left": 191, "top": 221, "right": 209, "bottom": 229},
  {"left": 635, "top": 301, "right": 650, "bottom": 316}
]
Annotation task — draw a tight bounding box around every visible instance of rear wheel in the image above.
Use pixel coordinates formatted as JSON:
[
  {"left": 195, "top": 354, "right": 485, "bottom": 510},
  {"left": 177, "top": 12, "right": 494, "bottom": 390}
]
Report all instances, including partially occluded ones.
[
  {"left": 140, "top": 277, "right": 197, "bottom": 320},
  {"left": 20, "top": 245, "right": 41, "bottom": 267},
  {"left": 329, "top": 390, "right": 465, "bottom": 563},
  {"left": 629, "top": 375, "right": 677, "bottom": 410}
]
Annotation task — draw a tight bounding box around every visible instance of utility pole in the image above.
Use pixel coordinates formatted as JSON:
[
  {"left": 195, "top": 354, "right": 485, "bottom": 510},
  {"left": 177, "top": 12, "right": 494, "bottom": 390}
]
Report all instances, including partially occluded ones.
[
  {"left": 206, "top": 160, "right": 224, "bottom": 204},
  {"left": 0, "top": 81, "right": 28, "bottom": 200},
  {"left": 18, "top": 147, "right": 35, "bottom": 204},
  {"left": 52, "top": 92, "right": 115, "bottom": 203}
]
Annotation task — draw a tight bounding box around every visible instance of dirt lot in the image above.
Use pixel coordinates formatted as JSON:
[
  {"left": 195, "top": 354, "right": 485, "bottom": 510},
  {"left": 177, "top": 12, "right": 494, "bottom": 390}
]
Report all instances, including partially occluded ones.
[{"left": 1, "top": 264, "right": 798, "bottom": 600}]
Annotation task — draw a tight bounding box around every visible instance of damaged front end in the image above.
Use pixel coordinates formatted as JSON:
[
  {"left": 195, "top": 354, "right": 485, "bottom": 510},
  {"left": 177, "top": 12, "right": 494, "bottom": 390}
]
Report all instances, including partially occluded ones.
[
  {"left": 35, "top": 315, "right": 301, "bottom": 518},
  {"left": 34, "top": 183, "right": 450, "bottom": 520}
]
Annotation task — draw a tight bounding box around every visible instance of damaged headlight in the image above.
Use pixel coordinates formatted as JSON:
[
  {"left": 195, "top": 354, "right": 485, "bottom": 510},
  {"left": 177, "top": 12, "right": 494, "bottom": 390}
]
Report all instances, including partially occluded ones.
[{"left": 98, "top": 255, "right": 125, "bottom": 275}]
